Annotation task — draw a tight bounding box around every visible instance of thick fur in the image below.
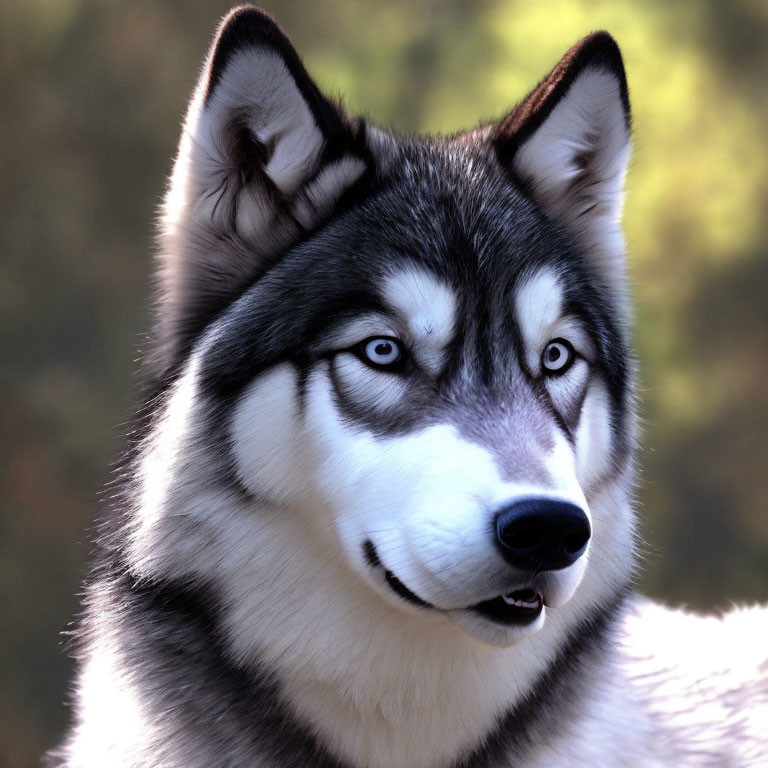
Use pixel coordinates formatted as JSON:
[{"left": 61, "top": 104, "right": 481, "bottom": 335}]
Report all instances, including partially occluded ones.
[{"left": 50, "top": 7, "right": 767, "bottom": 768}]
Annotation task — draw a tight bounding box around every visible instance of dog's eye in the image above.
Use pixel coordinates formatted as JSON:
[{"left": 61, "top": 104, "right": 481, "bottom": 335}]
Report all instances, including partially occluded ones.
[
  {"left": 359, "top": 337, "right": 403, "bottom": 369},
  {"left": 541, "top": 339, "right": 574, "bottom": 374}
]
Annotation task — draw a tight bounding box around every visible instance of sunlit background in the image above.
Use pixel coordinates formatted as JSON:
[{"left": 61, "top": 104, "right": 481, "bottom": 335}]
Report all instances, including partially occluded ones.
[{"left": 2, "top": 0, "right": 767, "bottom": 763}]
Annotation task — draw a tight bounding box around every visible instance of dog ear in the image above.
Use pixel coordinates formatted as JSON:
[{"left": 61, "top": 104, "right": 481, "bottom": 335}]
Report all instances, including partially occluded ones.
[
  {"left": 494, "top": 33, "right": 631, "bottom": 301},
  {"left": 155, "top": 6, "right": 370, "bottom": 376}
]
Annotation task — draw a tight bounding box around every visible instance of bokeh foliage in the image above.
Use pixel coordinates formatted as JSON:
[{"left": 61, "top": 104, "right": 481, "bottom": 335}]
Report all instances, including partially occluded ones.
[{"left": 1, "top": 0, "right": 767, "bottom": 763}]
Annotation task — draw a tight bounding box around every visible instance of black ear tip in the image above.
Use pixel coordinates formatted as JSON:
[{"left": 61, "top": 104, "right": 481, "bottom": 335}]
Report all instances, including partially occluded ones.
[
  {"left": 567, "top": 30, "right": 629, "bottom": 120},
  {"left": 493, "top": 28, "right": 630, "bottom": 161},
  {"left": 217, "top": 5, "right": 282, "bottom": 42},
  {"left": 578, "top": 31, "right": 625, "bottom": 75},
  {"left": 583, "top": 30, "right": 621, "bottom": 51},
  {"left": 205, "top": 5, "right": 291, "bottom": 102}
]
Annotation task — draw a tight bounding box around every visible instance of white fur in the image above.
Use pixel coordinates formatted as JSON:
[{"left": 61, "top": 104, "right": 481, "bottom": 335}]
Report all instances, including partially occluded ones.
[
  {"left": 232, "top": 365, "right": 314, "bottom": 503},
  {"left": 516, "top": 268, "right": 565, "bottom": 373},
  {"left": 575, "top": 378, "right": 615, "bottom": 494},
  {"left": 383, "top": 269, "right": 456, "bottom": 374},
  {"left": 72, "top": 613, "right": 151, "bottom": 765}
]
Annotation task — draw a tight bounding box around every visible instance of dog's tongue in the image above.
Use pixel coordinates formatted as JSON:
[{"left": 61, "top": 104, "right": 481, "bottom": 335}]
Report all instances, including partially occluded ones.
[{"left": 502, "top": 589, "right": 541, "bottom": 609}]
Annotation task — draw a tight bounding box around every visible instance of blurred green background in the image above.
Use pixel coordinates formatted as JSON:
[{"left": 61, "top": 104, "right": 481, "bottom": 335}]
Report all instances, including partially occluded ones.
[{"left": 2, "top": 0, "right": 767, "bottom": 764}]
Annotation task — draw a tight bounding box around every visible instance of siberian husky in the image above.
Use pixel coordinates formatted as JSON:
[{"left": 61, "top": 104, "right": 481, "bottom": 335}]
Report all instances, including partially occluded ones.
[{"left": 50, "top": 6, "right": 767, "bottom": 767}]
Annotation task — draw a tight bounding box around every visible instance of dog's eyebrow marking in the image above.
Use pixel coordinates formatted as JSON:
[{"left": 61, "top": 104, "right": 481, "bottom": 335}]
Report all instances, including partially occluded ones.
[
  {"left": 515, "top": 268, "right": 565, "bottom": 372},
  {"left": 383, "top": 268, "right": 456, "bottom": 374},
  {"left": 321, "top": 314, "right": 398, "bottom": 350}
]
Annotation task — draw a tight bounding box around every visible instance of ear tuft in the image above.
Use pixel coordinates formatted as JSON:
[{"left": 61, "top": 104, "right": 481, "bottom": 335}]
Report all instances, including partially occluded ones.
[
  {"left": 494, "top": 32, "right": 632, "bottom": 305},
  {"left": 155, "top": 6, "right": 371, "bottom": 378}
]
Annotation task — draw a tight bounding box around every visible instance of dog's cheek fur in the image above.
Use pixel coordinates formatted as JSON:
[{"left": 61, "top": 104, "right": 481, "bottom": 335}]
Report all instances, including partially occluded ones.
[
  {"left": 231, "top": 364, "right": 313, "bottom": 504},
  {"left": 574, "top": 377, "right": 616, "bottom": 495},
  {"left": 229, "top": 359, "right": 591, "bottom": 615},
  {"left": 126, "top": 352, "right": 256, "bottom": 584}
]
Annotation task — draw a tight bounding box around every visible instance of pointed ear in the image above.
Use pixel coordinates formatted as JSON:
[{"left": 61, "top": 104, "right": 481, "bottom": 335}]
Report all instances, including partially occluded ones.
[
  {"left": 156, "top": 6, "right": 371, "bottom": 375},
  {"left": 494, "top": 32, "right": 631, "bottom": 301}
]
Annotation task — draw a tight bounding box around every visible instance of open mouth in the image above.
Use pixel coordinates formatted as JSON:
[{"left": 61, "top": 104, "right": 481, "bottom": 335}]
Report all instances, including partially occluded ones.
[
  {"left": 470, "top": 589, "right": 544, "bottom": 626},
  {"left": 364, "top": 540, "right": 544, "bottom": 624}
]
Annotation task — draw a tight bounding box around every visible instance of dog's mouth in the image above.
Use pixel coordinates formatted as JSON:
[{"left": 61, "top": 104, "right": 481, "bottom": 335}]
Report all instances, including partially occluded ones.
[
  {"left": 470, "top": 589, "right": 544, "bottom": 625},
  {"left": 364, "top": 539, "right": 544, "bottom": 625}
]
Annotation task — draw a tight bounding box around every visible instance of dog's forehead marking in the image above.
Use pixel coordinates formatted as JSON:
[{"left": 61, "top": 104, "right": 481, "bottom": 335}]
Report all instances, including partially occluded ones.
[
  {"left": 515, "top": 268, "right": 564, "bottom": 369},
  {"left": 383, "top": 268, "right": 456, "bottom": 374}
]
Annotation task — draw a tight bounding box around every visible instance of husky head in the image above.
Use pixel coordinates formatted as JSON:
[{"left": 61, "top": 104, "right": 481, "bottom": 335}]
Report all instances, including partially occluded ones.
[{"left": 134, "top": 7, "right": 636, "bottom": 653}]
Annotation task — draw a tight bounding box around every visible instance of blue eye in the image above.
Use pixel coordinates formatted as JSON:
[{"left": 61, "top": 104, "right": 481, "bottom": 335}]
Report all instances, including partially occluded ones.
[
  {"left": 361, "top": 337, "right": 403, "bottom": 368},
  {"left": 542, "top": 339, "right": 574, "bottom": 374}
]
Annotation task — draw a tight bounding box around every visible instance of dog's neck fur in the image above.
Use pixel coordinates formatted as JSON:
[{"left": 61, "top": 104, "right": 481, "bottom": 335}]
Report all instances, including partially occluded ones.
[
  {"left": 122, "top": 382, "right": 635, "bottom": 767},
  {"left": 140, "top": 573, "right": 625, "bottom": 768},
  {"left": 72, "top": 552, "right": 768, "bottom": 768},
  {"left": 255, "top": 570, "right": 626, "bottom": 768}
]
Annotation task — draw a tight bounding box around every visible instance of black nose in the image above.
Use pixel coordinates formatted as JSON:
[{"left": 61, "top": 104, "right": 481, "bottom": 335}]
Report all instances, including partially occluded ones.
[{"left": 495, "top": 499, "right": 591, "bottom": 572}]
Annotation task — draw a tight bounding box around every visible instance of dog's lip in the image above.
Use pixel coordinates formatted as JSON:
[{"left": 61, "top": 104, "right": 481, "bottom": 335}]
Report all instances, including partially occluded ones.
[
  {"left": 382, "top": 568, "right": 434, "bottom": 608},
  {"left": 363, "top": 539, "right": 547, "bottom": 617},
  {"left": 364, "top": 539, "right": 434, "bottom": 608}
]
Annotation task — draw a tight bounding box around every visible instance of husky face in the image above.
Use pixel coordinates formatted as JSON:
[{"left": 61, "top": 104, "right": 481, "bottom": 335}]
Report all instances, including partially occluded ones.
[
  {"left": 139, "top": 8, "right": 634, "bottom": 662},
  {"left": 214, "top": 178, "right": 630, "bottom": 647}
]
